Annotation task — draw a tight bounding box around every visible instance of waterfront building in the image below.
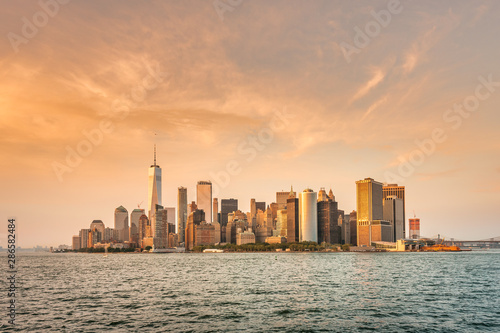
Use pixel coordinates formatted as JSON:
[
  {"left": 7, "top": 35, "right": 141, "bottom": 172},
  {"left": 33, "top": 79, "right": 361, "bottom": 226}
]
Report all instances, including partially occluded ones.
[
  {"left": 197, "top": 181, "right": 213, "bottom": 223},
  {"left": 341, "top": 213, "right": 351, "bottom": 245},
  {"left": 409, "top": 218, "right": 421, "bottom": 239},
  {"left": 114, "top": 206, "right": 129, "bottom": 242},
  {"left": 286, "top": 190, "right": 299, "bottom": 243},
  {"left": 237, "top": 231, "right": 256, "bottom": 245},
  {"left": 89, "top": 220, "right": 105, "bottom": 236},
  {"left": 299, "top": 189, "right": 318, "bottom": 242},
  {"left": 317, "top": 195, "right": 341, "bottom": 244},
  {"left": 150, "top": 204, "right": 164, "bottom": 242},
  {"left": 213, "top": 198, "right": 219, "bottom": 224},
  {"left": 265, "top": 236, "right": 287, "bottom": 244},
  {"left": 185, "top": 209, "right": 205, "bottom": 250},
  {"left": 130, "top": 208, "right": 145, "bottom": 244},
  {"left": 255, "top": 226, "right": 273, "bottom": 243},
  {"left": 383, "top": 195, "right": 404, "bottom": 241},
  {"left": 349, "top": 211, "right": 357, "bottom": 245},
  {"left": 356, "top": 178, "right": 393, "bottom": 246},
  {"left": 195, "top": 222, "right": 221, "bottom": 246},
  {"left": 148, "top": 145, "right": 162, "bottom": 219},
  {"left": 138, "top": 214, "right": 149, "bottom": 248},
  {"left": 72, "top": 235, "right": 81, "bottom": 250},
  {"left": 103, "top": 227, "right": 118, "bottom": 242},
  {"left": 383, "top": 184, "right": 406, "bottom": 238},
  {"left": 221, "top": 198, "right": 238, "bottom": 227},
  {"left": 276, "top": 209, "right": 287, "bottom": 237},
  {"left": 168, "top": 233, "right": 179, "bottom": 247},
  {"left": 177, "top": 187, "right": 188, "bottom": 242}
]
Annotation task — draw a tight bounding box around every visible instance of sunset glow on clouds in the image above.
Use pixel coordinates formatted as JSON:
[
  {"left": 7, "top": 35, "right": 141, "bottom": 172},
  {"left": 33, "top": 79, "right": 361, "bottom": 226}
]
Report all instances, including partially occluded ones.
[{"left": 1, "top": 0, "right": 499, "bottom": 246}]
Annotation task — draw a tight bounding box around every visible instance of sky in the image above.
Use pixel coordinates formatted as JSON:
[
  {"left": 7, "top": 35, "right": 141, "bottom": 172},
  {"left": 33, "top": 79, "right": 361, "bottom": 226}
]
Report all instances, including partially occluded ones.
[{"left": 1, "top": 0, "right": 499, "bottom": 247}]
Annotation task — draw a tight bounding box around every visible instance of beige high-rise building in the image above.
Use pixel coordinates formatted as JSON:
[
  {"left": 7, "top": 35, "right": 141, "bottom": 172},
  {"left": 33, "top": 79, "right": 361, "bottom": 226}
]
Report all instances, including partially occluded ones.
[
  {"left": 299, "top": 189, "right": 318, "bottom": 242},
  {"left": 197, "top": 181, "right": 212, "bottom": 223},
  {"left": 130, "top": 208, "right": 145, "bottom": 244},
  {"left": 72, "top": 235, "right": 81, "bottom": 250},
  {"left": 114, "top": 206, "right": 129, "bottom": 242},
  {"left": 277, "top": 188, "right": 295, "bottom": 210}
]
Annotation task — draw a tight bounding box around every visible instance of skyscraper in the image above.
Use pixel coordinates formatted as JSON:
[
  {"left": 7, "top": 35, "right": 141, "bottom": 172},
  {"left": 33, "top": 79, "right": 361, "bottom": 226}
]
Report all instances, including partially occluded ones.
[
  {"left": 221, "top": 198, "right": 238, "bottom": 227},
  {"left": 277, "top": 188, "right": 295, "bottom": 210},
  {"left": 349, "top": 211, "right": 357, "bottom": 246},
  {"left": 317, "top": 193, "right": 341, "bottom": 244},
  {"left": 177, "top": 187, "right": 187, "bottom": 242},
  {"left": 148, "top": 145, "right": 162, "bottom": 219},
  {"left": 130, "top": 208, "right": 145, "bottom": 244},
  {"left": 185, "top": 209, "right": 205, "bottom": 250},
  {"left": 213, "top": 198, "right": 219, "bottom": 224},
  {"left": 356, "top": 178, "right": 392, "bottom": 246},
  {"left": 383, "top": 196, "right": 404, "bottom": 241},
  {"left": 286, "top": 189, "right": 299, "bottom": 243},
  {"left": 383, "top": 184, "right": 406, "bottom": 238},
  {"left": 255, "top": 201, "right": 266, "bottom": 212},
  {"left": 114, "top": 206, "right": 129, "bottom": 242},
  {"left": 197, "top": 181, "right": 212, "bottom": 223},
  {"left": 299, "top": 189, "right": 318, "bottom": 242},
  {"left": 318, "top": 188, "right": 328, "bottom": 202}
]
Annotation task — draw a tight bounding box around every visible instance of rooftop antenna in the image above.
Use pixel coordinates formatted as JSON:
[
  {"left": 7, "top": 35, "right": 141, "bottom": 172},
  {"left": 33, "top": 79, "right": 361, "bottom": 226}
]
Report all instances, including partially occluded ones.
[{"left": 154, "top": 144, "right": 156, "bottom": 166}]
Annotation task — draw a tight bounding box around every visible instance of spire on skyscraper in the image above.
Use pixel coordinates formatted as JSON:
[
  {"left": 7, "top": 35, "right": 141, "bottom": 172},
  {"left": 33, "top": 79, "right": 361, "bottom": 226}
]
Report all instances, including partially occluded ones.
[{"left": 154, "top": 144, "right": 156, "bottom": 166}]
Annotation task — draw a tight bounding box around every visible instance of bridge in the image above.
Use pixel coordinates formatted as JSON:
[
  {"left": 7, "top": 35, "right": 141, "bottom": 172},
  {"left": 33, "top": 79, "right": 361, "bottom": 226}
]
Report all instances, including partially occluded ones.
[{"left": 442, "top": 236, "right": 500, "bottom": 248}]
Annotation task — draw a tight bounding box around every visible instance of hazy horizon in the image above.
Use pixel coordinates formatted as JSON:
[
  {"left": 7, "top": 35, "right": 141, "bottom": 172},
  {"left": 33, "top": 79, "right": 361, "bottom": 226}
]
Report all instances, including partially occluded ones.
[{"left": 1, "top": 0, "right": 499, "bottom": 247}]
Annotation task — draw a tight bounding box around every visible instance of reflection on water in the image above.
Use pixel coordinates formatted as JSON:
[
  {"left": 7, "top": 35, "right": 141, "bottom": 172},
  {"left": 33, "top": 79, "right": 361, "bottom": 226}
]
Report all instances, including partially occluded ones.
[{"left": 2, "top": 251, "right": 500, "bottom": 332}]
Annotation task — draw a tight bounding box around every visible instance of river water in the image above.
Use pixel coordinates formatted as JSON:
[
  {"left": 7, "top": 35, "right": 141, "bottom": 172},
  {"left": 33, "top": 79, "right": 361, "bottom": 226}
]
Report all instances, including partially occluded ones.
[{"left": 2, "top": 251, "right": 499, "bottom": 332}]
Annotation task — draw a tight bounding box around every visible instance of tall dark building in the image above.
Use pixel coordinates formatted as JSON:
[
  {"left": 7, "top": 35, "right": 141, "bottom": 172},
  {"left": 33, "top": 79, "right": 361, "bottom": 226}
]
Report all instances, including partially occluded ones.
[
  {"left": 317, "top": 198, "right": 341, "bottom": 245},
  {"left": 220, "top": 198, "right": 238, "bottom": 227},
  {"left": 349, "top": 211, "right": 357, "bottom": 246},
  {"left": 286, "top": 195, "right": 299, "bottom": 243},
  {"left": 255, "top": 201, "right": 266, "bottom": 213}
]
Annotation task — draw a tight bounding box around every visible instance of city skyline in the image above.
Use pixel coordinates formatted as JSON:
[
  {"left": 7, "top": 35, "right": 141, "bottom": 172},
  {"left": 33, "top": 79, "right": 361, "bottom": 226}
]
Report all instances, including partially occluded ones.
[{"left": 1, "top": 1, "right": 500, "bottom": 247}]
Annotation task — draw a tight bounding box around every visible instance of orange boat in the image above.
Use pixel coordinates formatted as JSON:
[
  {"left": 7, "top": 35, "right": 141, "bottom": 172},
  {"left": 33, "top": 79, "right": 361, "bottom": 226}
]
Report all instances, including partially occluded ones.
[{"left": 421, "top": 244, "right": 462, "bottom": 252}]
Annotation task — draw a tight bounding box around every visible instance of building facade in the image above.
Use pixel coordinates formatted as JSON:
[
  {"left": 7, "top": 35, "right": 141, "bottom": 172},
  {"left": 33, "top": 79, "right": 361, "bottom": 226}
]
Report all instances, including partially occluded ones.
[
  {"left": 383, "top": 195, "right": 404, "bottom": 241},
  {"left": 383, "top": 184, "right": 406, "bottom": 238},
  {"left": 148, "top": 145, "right": 162, "bottom": 219},
  {"left": 221, "top": 198, "right": 238, "bottom": 227},
  {"left": 197, "top": 181, "right": 212, "bottom": 223},
  {"left": 299, "top": 189, "right": 318, "bottom": 242},
  {"left": 114, "top": 206, "right": 129, "bottom": 242},
  {"left": 409, "top": 218, "right": 420, "bottom": 239},
  {"left": 177, "top": 186, "right": 187, "bottom": 243}
]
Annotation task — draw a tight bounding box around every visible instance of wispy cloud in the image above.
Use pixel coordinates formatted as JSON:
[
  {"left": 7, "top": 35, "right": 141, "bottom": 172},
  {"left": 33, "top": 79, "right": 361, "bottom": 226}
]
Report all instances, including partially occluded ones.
[{"left": 350, "top": 68, "right": 385, "bottom": 103}]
